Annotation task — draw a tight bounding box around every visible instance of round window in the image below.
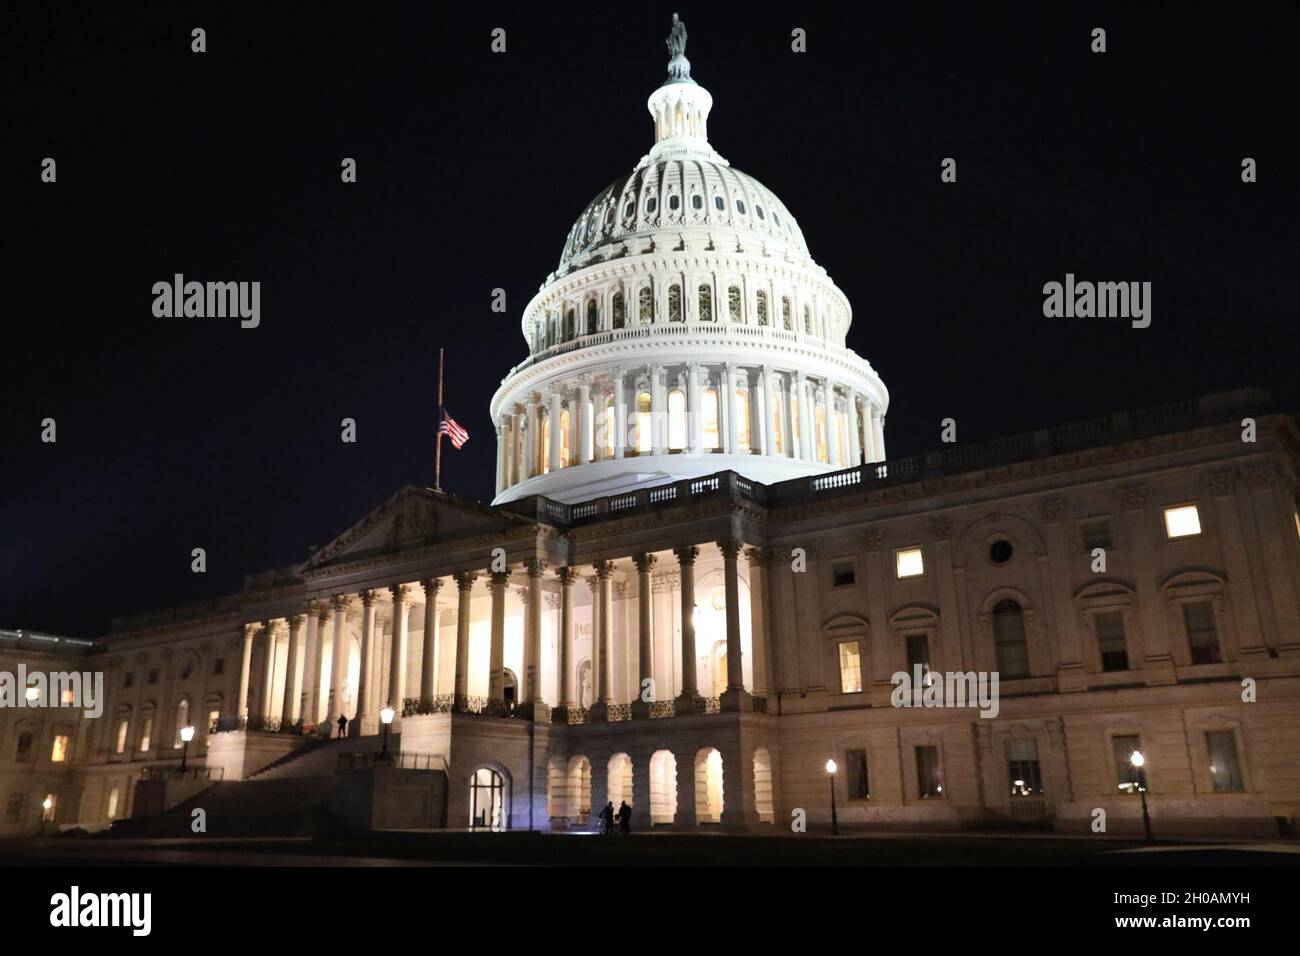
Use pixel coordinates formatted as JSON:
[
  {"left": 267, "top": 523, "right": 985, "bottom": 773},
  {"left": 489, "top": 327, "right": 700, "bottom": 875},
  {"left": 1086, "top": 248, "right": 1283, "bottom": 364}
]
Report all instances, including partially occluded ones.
[{"left": 989, "top": 540, "right": 1014, "bottom": 565}]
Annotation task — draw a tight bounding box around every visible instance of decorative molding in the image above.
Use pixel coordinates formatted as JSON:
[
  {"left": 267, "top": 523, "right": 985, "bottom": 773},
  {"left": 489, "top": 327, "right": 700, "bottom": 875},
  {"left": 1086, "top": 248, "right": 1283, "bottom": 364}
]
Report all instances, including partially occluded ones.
[
  {"left": 1114, "top": 483, "right": 1147, "bottom": 510},
  {"left": 863, "top": 529, "right": 883, "bottom": 552},
  {"left": 1038, "top": 495, "right": 1065, "bottom": 522}
]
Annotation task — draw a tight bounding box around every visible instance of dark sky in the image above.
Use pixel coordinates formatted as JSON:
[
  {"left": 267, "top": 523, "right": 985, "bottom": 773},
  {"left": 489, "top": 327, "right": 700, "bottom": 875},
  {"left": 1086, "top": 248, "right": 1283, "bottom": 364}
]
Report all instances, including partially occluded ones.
[{"left": 5, "top": 1, "right": 1297, "bottom": 637}]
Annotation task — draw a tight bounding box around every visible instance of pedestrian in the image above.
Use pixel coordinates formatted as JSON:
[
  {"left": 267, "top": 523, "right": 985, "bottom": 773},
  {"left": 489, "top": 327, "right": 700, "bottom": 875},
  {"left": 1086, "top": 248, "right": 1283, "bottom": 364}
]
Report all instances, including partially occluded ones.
[
  {"left": 600, "top": 801, "right": 615, "bottom": 834},
  {"left": 337, "top": 713, "right": 348, "bottom": 738},
  {"left": 618, "top": 800, "right": 631, "bottom": 834}
]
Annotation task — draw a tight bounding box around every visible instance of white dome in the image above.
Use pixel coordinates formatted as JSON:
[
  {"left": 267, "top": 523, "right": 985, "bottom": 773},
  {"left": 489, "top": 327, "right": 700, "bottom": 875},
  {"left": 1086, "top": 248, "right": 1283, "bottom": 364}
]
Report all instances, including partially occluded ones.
[{"left": 489, "top": 18, "right": 888, "bottom": 505}]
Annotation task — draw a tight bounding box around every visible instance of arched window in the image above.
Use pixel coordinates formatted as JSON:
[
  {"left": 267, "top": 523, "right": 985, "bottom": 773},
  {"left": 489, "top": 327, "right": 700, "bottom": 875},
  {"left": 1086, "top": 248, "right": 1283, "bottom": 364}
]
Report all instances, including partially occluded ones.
[
  {"left": 668, "top": 284, "right": 682, "bottom": 322},
  {"left": 756, "top": 291, "right": 769, "bottom": 326},
  {"left": 714, "top": 195, "right": 725, "bottom": 211},
  {"left": 639, "top": 286, "right": 654, "bottom": 324},
  {"left": 698, "top": 285, "right": 713, "bottom": 322},
  {"left": 736, "top": 390, "right": 752, "bottom": 450},
  {"left": 636, "top": 392, "right": 652, "bottom": 453},
  {"left": 755, "top": 205, "right": 765, "bottom": 220},
  {"left": 138, "top": 704, "right": 156, "bottom": 752},
  {"left": 470, "top": 767, "right": 506, "bottom": 831},
  {"left": 669, "top": 194, "right": 680, "bottom": 211},
  {"left": 782, "top": 297, "right": 793, "bottom": 331},
  {"left": 564, "top": 309, "right": 575, "bottom": 340},
  {"left": 804, "top": 304, "right": 814, "bottom": 334},
  {"left": 993, "top": 599, "right": 1030, "bottom": 679},
  {"left": 668, "top": 389, "right": 687, "bottom": 450},
  {"left": 646, "top": 195, "right": 657, "bottom": 214},
  {"left": 586, "top": 299, "right": 598, "bottom": 335},
  {"left": 559, "top": 409, "right": 571, "bottom": 467},
  {"left": 612, "top": 291, "right": 625, "bottom": 329},
  {"left": 736, "top": 199, "right": 747, "bottom": 215},
  {"left": 702, "top": 387, "right": 720, "bottom": 450},
  {"left": 173, "top": 698, "right": 190, "bottom": 748},
  {"left": 691, "top": 194, "right": 703, "bottom": 210},
  {"left": 728, "top": 285, "right": 742, "bottom": 322}
]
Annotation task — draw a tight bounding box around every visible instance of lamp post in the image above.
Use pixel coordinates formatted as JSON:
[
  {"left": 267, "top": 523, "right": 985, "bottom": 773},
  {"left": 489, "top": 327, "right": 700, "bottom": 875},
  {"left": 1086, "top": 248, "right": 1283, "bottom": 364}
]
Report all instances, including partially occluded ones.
[
  {"left": 41, "top": 796, "right": 52, "bottom": 836},
  {"left": 825, "top": 758, "right": 839, "bottom": 836},
  {"left": 1129, "top": 750, "right": 1152, "bottom": 842},
  {"left": 379, "top": 706, "right": 395, "bottom": 762},
  {"left": 179, "top": 725, "right": 196, "bottom": 774}
]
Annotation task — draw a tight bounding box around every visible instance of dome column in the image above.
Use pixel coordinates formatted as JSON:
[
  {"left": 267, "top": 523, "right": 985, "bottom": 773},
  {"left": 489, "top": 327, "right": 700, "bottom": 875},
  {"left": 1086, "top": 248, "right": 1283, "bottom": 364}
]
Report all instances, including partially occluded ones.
[
  {"left": 824, "top": 380, "right": 840, "bottom": 467},
  {"left": 872, "top": 407, "right": 887, "bottom": 462},
  {"left": 795, "top": 372, "right": 813, "bottom": 461},
  {"left": 494, "top": 419, "right": 506, "bottom": 495},
  {"left": 523, "top": 400, "right": 538, "bottom": 480},
  {"left": 759, "top": 366, "right": 775, "bottom": 456},
  {"left": 548, "top": 388, "right": 563, "bottom": 472},
  {"left": 650, "top": 364, "right": 667, "bottom": 455},
  {"left": 578, "top": 374, "right": 593, "bottom": 464},
  {"left": 688, "top": 363, "right": 704, "bottom": 454},
  {"left": 847, "top": 394, "right": 862, "bottom": 466},
  {"left": 722, "top": 363, "right": 737, "bottom": 454},
  {"left": 613, "top": 367, "right": 627, "bottom": 458}
]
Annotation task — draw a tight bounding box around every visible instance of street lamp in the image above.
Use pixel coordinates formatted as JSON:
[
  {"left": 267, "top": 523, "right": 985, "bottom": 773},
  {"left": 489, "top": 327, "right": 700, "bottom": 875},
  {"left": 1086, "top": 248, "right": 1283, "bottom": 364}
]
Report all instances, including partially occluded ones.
[
  {"left": 379, "top": 706, "right": 395, "bottom": 762},
  {"left": 825, "top": 758, "right": 839, "bottom": 836},
  {"left": 41, "top": 796, "right": 53, "bottom": 835},
  {"left": 1129, "top": 750, "right": 1152, "bottom": 842},
  {"left": 179, "top": 725, "right": 196, "bottom": 773}
]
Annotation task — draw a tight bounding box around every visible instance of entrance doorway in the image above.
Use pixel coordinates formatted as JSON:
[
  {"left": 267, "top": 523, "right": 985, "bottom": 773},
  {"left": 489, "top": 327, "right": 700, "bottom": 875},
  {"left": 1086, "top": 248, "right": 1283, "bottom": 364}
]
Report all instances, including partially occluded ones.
[{"left": 470, "top": 767, "right": 505, "bottom": 831}]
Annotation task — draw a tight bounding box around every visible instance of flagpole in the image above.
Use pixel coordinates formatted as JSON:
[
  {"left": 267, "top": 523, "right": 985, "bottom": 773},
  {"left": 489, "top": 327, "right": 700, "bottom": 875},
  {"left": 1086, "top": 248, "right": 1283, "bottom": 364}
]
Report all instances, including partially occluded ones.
[{"left": 435, "top": 347, "right": 444, "bottom": 492}]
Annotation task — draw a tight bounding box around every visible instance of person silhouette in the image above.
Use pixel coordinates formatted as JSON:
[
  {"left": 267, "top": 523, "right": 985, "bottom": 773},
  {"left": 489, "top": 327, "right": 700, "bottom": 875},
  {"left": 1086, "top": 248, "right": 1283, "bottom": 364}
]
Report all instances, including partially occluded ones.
[
  {"left": 600, "top": 801, "right": 615, "bottom": 835},
  {"left": 337, "top": 714, "right": 348, "bottom": 738},
  {"left": 618, "top": 800, "right": 631, "bottom": 834}
]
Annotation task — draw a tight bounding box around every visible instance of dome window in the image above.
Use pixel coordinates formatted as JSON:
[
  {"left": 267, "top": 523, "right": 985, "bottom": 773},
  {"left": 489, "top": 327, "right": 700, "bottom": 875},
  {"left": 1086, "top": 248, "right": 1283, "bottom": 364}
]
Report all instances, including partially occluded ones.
[
  {"left": 756, "top": 205, "right": 765, "bottom": 220},
  {"left": 736, "top": 200, "right": 747, "bottom": 215},
  {"left": 669, "top": 194, "right": 680, "bottom": 211},
  {"left": 624, "top": 201, "right": 635, "bottom": 219},
  {"left": 647, "top": 196, "right": 657, "bottom": 213},
  {"left": 714, "top": 195, "right": 725, "bottom": 211},
  {"left": 756, "top": 291, "right": 769, "bottom": 326},
  {"left": 728, "top": 286, "right": 742, "bottom": 322},
  {"left": 698, "top": 285, "right": 713, "bottom": 322},
  {"left": 638, "top": 286, "right": 654, "bottom": 324},
  {"left": 668, "top": 284, "right": 683, "bottom": 322},
  {"left": 774, "top": 212, "right": 782, "bottom": 227},
  {"left": 691, "top": 194, "right": 703, "bottom": 210},
  {"left": 612, "top": 292, "right": 625, "bottom": 329}
]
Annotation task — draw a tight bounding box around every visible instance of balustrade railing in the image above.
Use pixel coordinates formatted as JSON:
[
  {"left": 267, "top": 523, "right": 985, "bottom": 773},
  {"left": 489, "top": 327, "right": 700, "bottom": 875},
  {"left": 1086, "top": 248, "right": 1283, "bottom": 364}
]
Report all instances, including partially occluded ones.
[
  {"left": 337, "top": 751, "right": 449, "bottom": 772},
  {"left": 210, "top": 715, "right": 305, "bottom": 735},
  {"left": 139, "top": 766, "right": 224, "bottom": 781}
]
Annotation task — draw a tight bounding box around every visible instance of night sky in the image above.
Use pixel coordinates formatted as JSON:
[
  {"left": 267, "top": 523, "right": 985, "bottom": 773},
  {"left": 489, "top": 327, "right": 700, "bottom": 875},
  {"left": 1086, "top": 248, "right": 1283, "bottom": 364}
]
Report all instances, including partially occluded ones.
[{"left": 5, "top": 2, "right": 1297, "bottom": 637}]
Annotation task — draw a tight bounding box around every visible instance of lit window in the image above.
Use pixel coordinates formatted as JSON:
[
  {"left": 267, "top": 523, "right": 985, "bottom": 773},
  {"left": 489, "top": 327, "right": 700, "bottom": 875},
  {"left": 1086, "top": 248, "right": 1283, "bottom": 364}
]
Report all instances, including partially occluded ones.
[
  {"left": 115, "top": 720, "right": 129, "bottom": 754},
  {"left": 60, "top": 688, "right": 75, "bottom": 704},
  {"left": 668, "top": 389, "right": 686, "bottom": 449},
  {"left": 139, "top": 715, "right": 154, "bottom": 753},
  {"left": 106, "top": 787, "right": 121, "bottom": 820},
  {"left": 1006, "top": 738, "right": 1044, "bottom": 795},
  {"left": 736, "top": 390, "right": 751, "bottom": 449},
  {"left": 838, "top": 641, "right": 863, "bottom": 694},
  {"left": 207, "top": 709, "right": 221, "bottom": 734},
  {"left": 636, "top": 391, "right": 652, "bottom": 453},
  {"left": 1205, "top": 731, "right": 1244, "bottom": 792},
  {"left": 1163, "top": 504, "right": 1202, "bottom": 539},
  {"left": 50, "top": 735, "right": 70, "bottom": 763},
  {"left": 701, "top": 387, "right": 720, "bottom": 450},
  {"left": 895, "top": 547, "right": 924, "bottom": 578}
]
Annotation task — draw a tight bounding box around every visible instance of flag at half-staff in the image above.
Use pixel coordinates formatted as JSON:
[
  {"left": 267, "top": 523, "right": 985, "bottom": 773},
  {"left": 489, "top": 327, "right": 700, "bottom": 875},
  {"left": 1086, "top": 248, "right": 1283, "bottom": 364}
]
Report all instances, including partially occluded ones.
[{"left": 439, "top": 410, "right": 469, "bottom": 449}]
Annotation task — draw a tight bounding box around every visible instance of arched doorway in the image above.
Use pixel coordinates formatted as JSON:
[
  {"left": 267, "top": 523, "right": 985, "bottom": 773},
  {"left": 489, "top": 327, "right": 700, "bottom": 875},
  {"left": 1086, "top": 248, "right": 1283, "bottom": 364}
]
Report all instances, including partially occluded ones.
[
  {"left": 502, "top": 668, "right": 518, "bottom": 708},
  {"left": 567, "top": 756, "right": 592, "bottom": 828},
  {"left": 753, "top": 748, "right": 775, "bottom": 824},
  {"left": 711, "top": 641, "right": 728, "bottom": 698},
  {"left": 695, "top": 748, "right": 724, "bottom": 823},
  {"left": 470, "top": 766, "right": 506, "bottom": 831},
  {"left": 650, "top": 750, "right": 677, "bottom": 825},
  {"left": 608, "top": 753, "right": 633, "bottom": 808}
]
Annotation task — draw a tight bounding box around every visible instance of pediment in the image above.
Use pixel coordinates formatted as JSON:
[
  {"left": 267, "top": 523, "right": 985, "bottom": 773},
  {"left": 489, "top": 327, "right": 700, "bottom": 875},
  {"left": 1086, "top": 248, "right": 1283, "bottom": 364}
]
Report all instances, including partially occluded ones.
[{"left": 302, "top": 485, "right": 522, "bottom": 571}]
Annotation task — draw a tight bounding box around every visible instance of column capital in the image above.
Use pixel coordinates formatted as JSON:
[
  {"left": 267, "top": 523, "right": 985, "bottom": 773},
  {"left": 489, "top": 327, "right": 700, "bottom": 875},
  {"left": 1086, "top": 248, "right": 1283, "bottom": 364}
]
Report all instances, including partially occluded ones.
[
  {"left": 632, "top": 552, "right": 658, "bottom": 573},
  {"left": 330, "top": 594, "right": 353, "bottom": 612},
  {"left": 489, "top": 570, "right": 511, "bottom": 589},
  {"left": 359, "top": 588, "right": 378, "bottom": 608},
  {"left": 523, "top": 558, "right": 547, "bottom": 578},
  {"left": 745, "top": 545, "right": 776, "bottom": 568},
  {"left": 592, "top": 559, "right": 615, "bottom": 579},
  {"left": 673, "top": 544, "right": 699, "bottom": 566},
  {"left": 557, "top": 566, "right": 578, "bottom": 586},
  {"left": 389, "top": 583, "right": 409, "bottom": 604},
  {"left": 717, "top": 538, "right": 743, "bottom": 560},
  {"left": 420, "top": 576, "right": 442, "bottom": 598},
  {"left": 454, "top": 570, "right": 478, "bottom": 591},
  {"left": 286, "top": 613, "right": 305, "bottom": 628},
  {"left": 612, "top": 365, "right": 627, "bottom": 382},
  {"left": 241, "top": 622, "right": 258, "bottom": 639}
]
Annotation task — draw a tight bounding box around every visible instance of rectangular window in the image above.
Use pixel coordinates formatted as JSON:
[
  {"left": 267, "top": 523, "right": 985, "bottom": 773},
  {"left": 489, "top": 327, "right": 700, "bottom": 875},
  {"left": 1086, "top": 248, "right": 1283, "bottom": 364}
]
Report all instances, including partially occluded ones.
[
  {"left": 1095, "top": 610, "right": 1129, "bottom": 672},
  {"left": 1184, "top": 601, "right": 1222, "bottom": 664},
  {"left": 147, "top": 668, "right": 159, "bottom": 684},
  {"left": 916, "top": 746, "right": 943, "bottom": 798},
  {"left": 831, "top": 562, "right": 856, "bottom": 588},
  {"left": 50, "top": 735, "right": 70, "bottom": 763},
  {"left": 1205, "top": 731, "right": 1244, "bottom": 793},
  {"left": 4, "top": 793, "right": 23, "bottom": 823},
  {"left": 838, "top": 641, "right": 863, "bottom": 694},
  {"left": 123, "top": 671, "right": 134, "bottom": 688},
  {"left": 115, "top": 720, "right": 130, "bottom": 754},
  {"left": 207, "top": 709, "right": 221, "bottom": 734},
  {"left": 845, "top": 748, "right": 870, "bottom": 799},
  {"left": 139, "top": 716, "right": 154, "bottom": 753},
  {"left": 895, "top": 547, "right": 924, "bottom": 579},
  {"left": 1082, "top": 519, "right": 1113, "bottom": 551},
  {"left": 106, "top": 787, "right": 121, "bottom": 820},
  {"left": 14, "top": 732, "right": 34, "bottom": 764},
  {"left": 1112, "top": 734, "right": 1142, "bottom": 789},
  {"left": 1163, "top": 504, "right": 1202, "bottom": 539},
  {"left": 1006, "top": 738, "right": 1044, "bottom": 795},
  {"left": 905, "top": 634, "right": 931, "bottom": 674},
  {"left": 213, "top": 657, "right": 225, "bottom": 676}
]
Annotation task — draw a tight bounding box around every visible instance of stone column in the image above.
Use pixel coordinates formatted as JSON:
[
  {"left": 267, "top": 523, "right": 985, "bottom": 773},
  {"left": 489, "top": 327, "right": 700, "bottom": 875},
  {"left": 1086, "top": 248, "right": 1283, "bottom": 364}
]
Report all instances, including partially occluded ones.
[
  {"left": 650, "top": 365, "right": 667, "bottom": 455},
  {"left": 847, "top": 393, "right": 862, "bottom": 466},
  {"left": 796, "top": 372, "right": 813, "bottom": 461},
  {"left": 304, "top": 603, "right": 327, "bottom": 725},
  {"left": 687, "top": 363, "right": 703, "bottom": 454},
  {"left": 718, "top": 539, "right": 751, "bottom": 711},
  {"left": 558, "top": 567, "right": 577, "bottom": 710},
  {"left": 548, "top": 389, "right": 563, "bottom": 472},
  {"left": 237, "top": 622, "right": 255, "bottom": 719},
  {"left": 386, "top": 586, "right": 410, "bottom": 724},
  {"left": 758, "top": 367, "right": 773, "bottom": 456},
  {"left": 674, "top": 545, "right": 700, "bottom": 703},
  {"left": 353, "top": 590, "right": 377, "bottom": 736},
  {"left": 587, "top": 574, "right": 602, "bottom": 706},
  {"left": 871, "top": 405, "right": 886, "bottom": 461},
  {"left": 822, "top": 382, "right": 839, "bottom": 466},
  {"left": 613, "top": 368, "right": 627, "bottom": 459},
  {"left": 488, "top": 572, "right": 509, "bottom": 703},
  {"left": 328, "top": 595, "right": 351, "bottom": 725},
  {"left": 745, "top": 548, "right": 773, "bottom": 697},
  {"left": 591, "top": 561, "right": 615, "bottom": 718},
  {"left": 420, "top": 577, "right": 441, "bottom": 699},
  {"left": 260, "top": 620, "right": 279, "bottom": 720},
  {"left": 280, "top": 613, "right": 305, "bottom": 724},
  {"left": 494, "top": 419, "right": 506, "bottom": 495},
  {"left": 523, "top": 559, "right": 546, "bottom": 704},
  {"left": 524, "top": 399, "right": 538, "bottom": 480},
  {"left": 631, "top": 553, "right": 657, "bottom": 717},
  {"left": 723, "top": 363, "right": 738, "bottom": 454},
  {"left": 578, "top": 374, "right": 593, "bottom": 464},
  {"left": 453, "top": 572, "right": 476, "bottom": 704}
]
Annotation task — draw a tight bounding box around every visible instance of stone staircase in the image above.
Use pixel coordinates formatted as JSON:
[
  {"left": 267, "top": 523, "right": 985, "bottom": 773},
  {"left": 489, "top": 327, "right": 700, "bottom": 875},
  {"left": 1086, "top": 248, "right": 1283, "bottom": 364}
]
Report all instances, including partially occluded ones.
[{"left": 108, "top": 734, "right": 400, "bottom": 838}]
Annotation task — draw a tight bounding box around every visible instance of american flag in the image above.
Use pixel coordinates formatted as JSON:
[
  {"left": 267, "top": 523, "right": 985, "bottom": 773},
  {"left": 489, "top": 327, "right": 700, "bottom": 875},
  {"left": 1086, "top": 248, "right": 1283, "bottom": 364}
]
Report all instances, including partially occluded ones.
[{"left": 439, "top": 409, "right": 469, "bottom": 449}]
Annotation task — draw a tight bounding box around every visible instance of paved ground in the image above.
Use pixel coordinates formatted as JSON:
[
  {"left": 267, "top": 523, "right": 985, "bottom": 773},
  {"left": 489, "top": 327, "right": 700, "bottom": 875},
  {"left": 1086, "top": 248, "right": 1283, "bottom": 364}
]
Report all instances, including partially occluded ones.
[{"left": 3, "top": 830, "right": 1298, "bottom": 866}]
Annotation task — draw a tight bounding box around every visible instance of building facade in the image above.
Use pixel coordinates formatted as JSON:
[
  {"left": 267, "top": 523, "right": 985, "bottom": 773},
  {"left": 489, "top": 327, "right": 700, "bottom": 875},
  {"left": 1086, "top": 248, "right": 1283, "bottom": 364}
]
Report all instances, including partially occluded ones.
[{"left": 4, "top": 21, "right": 1299, "bottom": 840}]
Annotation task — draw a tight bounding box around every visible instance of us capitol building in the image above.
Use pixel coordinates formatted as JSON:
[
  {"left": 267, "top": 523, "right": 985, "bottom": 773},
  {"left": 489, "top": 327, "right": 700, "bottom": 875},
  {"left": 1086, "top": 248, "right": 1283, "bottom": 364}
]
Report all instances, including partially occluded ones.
[{"left": 4, "top": 18, "right": 1298, "bottom": 839}]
